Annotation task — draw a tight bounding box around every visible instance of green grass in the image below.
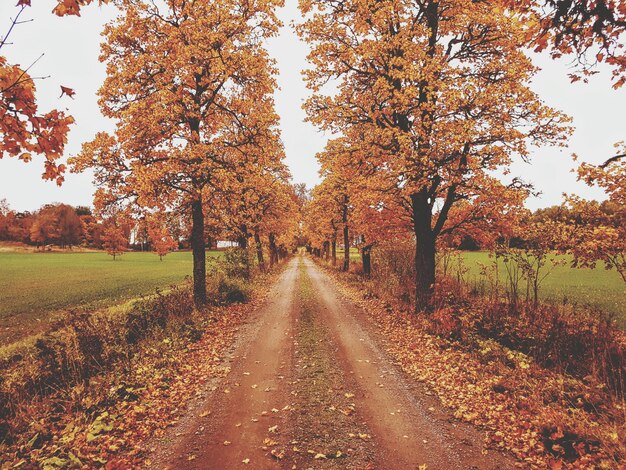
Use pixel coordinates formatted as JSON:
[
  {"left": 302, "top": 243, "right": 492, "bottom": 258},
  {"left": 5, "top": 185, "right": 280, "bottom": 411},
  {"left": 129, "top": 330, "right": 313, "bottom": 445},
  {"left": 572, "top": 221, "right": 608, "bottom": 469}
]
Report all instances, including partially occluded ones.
[
  {"left": 458, "top": 251, "right": 626, "bottom": 325},
  {"left": 337, "top": 248, "right": 361, "bottom": 261},
  {"left": 340, "top": 247, "right": 624, "bottom": 325},
  {"left": 0, "top": 251, "right": 223, "bottom": 342}
]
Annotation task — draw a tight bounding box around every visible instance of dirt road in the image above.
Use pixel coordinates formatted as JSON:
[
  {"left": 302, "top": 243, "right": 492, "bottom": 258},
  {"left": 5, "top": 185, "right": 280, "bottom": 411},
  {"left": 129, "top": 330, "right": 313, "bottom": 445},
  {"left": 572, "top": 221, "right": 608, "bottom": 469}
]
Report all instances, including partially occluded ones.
[{"left": 150, "top": 256, "right": 514, "bottom": 469}]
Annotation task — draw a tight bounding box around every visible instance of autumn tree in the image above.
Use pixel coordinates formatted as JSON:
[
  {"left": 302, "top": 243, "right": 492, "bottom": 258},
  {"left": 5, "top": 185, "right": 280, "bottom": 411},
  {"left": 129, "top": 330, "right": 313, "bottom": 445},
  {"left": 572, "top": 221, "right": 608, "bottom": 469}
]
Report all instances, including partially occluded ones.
[
  {"left": 304, "top": 179, "right": 342, "bottom": 265},
  {"left": 299, "top": 0, "right": 570, "bottom": 311},
  {"left": 0, "top": 0, "right": 109, "bottom": 184},
  {"left": 29, "top": 208, "right": 56, "bottom": 248},
  {"left": 214, "top": 155, "right": 296, "bottom": 272},
  {"left": 314, "top": 136, "right": 413, "bottom": 275},
  {"left": 55, "top": 204, "right": 83, "bottom": 248},
  {"left": 70, "top": 0, "right": 283, "bottom": 307},
  {"left": 306, "top": 138, "right": 375, "bottom": 270},
  {"left": 562, "top": 153, "right": 626, "bottom": 282},
  {"left": 0, "top": 8, "right": 74, "bottom": 184},
  {"left": 101, "top": 221, "right": 127, "bottom": 260},
  {"left": 52, "top": 0, "right": 109, "bottom": 16},
  {"left": 0, "top": 199, "right": 10, "bottom": 239},
  {"left": 147, "top": 215, "right": 178, "bottom": 261}
]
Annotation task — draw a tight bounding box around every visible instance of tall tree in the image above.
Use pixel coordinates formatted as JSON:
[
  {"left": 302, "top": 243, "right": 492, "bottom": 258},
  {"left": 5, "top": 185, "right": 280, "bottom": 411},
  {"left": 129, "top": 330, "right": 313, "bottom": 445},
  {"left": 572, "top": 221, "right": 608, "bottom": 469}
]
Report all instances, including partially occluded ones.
[
  {"left": 55, "top": 204, "right": 83, "bottom": 248},
  {"left": 299, "top": 0, "right": 570, "bottom": 311},
  {"left": 71, "top": 0, "right": 283, "bottom": 307}
]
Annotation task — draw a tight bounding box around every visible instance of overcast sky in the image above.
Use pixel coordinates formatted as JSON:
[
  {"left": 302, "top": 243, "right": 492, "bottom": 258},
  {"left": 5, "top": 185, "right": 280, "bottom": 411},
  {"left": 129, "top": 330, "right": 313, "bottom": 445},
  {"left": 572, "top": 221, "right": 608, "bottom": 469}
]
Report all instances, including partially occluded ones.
[{"left": 0, "top": 2, "right": 624, "bottom": 213}]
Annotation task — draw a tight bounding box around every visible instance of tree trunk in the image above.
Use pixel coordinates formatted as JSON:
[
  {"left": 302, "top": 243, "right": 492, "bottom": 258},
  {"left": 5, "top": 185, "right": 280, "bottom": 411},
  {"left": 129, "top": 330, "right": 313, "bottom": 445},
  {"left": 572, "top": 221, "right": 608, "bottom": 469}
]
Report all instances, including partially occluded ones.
[
  {"left": 331, "top": 236, "right": 337, "bottom": 267},
  {"left": 411, "top": 192, "right": 436, "bottom": 313},
  {"left": 269, "top": 232, "right": 278, "bottom": 267},
  {"left": 191, "top": 198, "right": 207, "bottom": 308},
  {"left": 254, "top": 229, "right": 265, "bottom": 272},
  {"left": 323, "top": 240, "right": 330, "bottom": 262},
  {"left": 361, "top": 243, "right": 373, "bottom": 276},
  {"left": 342, "top": 195, "right": 350, "bottom": 272}
]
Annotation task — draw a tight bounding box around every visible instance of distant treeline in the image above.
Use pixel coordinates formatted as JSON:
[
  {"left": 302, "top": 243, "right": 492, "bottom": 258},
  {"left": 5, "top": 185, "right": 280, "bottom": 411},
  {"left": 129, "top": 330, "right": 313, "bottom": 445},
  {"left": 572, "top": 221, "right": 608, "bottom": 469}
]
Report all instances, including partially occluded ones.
[
  {"left": 449, "top": 199, "right": 624, "bottom": 252},
  {"left": 0, "top": 200, "right": 187, "bottom": 252}
]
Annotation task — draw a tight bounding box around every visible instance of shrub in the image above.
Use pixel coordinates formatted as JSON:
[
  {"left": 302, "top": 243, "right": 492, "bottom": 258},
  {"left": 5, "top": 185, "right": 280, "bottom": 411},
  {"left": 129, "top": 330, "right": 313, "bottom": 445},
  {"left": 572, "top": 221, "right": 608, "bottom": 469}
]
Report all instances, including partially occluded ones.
[
  {"left": 0, "top": 283, "right": 200, "bottom": 442},
  {"left": 342, "top": 241, "right": 626, "bottom": 399},
  {"left": 207, "top": 274, "right": 249, "bottom": 305},
  {"left": 220, "top": 248, "right": 254, "bottom": 279},
  {"left": 369, "top": 238, "right": 416, "bottom": 307}
]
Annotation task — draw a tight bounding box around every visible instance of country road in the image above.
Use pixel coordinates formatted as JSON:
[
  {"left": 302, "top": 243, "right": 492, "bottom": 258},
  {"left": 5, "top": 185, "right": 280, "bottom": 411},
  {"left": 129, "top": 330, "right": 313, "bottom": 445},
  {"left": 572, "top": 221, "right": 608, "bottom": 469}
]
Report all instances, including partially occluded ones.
[{"left": 149, "top": 255, "right": 514, "bottom": 469}]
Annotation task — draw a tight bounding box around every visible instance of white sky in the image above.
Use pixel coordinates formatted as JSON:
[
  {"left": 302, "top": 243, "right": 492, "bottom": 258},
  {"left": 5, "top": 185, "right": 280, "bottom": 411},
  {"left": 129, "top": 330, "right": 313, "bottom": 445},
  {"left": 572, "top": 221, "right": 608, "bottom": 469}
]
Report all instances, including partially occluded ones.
[{"left": 0, "top": 2, "right": 624, "bottom": 213}]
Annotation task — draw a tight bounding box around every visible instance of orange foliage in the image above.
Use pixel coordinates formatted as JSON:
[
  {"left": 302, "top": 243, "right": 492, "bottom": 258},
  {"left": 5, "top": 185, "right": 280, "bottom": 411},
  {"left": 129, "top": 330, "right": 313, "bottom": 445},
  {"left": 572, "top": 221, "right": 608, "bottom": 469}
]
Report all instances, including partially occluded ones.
[
  {"left": 503, "top": 0, "right": 626, "bottom": 88},
  {"left": 299, "top": 0, "right": 571, "bottom": 309},
  {"left": 147, "top": 215, "right": 178, "bottom": 260},
  {"left": 69, "top": 0, "right": 285, "bottom": 306},
  {"left": 101, "top": 222, "right": 127, "bottom": 260}
]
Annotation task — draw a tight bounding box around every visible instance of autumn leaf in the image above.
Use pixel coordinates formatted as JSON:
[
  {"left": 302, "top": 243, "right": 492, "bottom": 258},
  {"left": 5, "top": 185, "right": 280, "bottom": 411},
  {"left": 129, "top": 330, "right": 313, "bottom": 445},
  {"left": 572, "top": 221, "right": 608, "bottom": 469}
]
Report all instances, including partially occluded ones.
[{"left": 59, "top": 86, "right": 76, "bottom": 99}]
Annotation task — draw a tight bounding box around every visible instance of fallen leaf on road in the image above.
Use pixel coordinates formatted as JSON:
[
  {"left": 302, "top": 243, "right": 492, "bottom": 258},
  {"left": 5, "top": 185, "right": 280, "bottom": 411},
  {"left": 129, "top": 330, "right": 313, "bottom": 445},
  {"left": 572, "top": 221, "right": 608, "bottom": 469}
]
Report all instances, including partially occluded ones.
[
  {"left": 314, "top": 453, "right": 327, "bottom": 459},
  {"left": 344, "top": 393, "right": 354, "bottom": 398},
  {"left": 242, "top": 458, "right": 250, "bottom": 464},
  {"left": 199, "top": 411, "right": 210, "bottom": 417},
  {"left": 271, "top": 449, "right": 285, "bottom": 460},
  {"left": 224, "top": 441, "right": 231, "bottom": 446},
  {"left": 268, "top": 425, "right": 278, "bottom": 433}
]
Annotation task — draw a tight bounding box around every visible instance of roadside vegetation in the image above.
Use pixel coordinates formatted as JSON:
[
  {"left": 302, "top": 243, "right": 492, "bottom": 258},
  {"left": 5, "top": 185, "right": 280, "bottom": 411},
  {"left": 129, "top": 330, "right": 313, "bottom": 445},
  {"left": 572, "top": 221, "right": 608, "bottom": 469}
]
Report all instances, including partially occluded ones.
[
  {"left": 324, "top": 263, "right": 626, "bottom": 468},
  {"left": 0, "top": 249, "right": 288, "bottom": 468},
  {"left": 0, "top": 251, "right": 222, "bottom": 344}
]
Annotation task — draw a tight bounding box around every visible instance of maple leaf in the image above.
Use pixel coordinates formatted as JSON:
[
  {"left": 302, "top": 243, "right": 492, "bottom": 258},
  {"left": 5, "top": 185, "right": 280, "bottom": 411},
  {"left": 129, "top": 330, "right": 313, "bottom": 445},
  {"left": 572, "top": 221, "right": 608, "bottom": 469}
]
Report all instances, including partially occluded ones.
[
  {"left": 59, "top": 86, "right": 76, "bottom": 99},
  {"left": 16, "top": 0, "right": 31, "bottom": 6}
]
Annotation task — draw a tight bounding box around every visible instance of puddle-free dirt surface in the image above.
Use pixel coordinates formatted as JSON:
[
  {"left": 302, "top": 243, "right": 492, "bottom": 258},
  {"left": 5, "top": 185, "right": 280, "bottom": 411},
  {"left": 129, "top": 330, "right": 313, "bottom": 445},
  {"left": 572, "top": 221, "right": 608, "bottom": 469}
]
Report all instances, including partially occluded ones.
[{"left": 149, "top": 255, "right": 514, "bottom": 469}]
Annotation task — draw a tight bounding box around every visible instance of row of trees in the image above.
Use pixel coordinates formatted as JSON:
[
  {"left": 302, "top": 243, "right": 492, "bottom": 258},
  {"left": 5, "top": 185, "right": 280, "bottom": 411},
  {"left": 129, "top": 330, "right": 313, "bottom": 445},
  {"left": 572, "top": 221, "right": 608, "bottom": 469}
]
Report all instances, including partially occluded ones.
[
  {"left": 2, "top": 0, "right": 624, "bottom": 310},
  {"left": 0, "top": 201, "right": 178, "bottom": 256},
  {"left": 300, "top": 0, "right": 625, "bottom": 312},
  {"left": 65, "top": 0, "right": 300, "bottom": 306},
  {"left": 3, "top": 0, "right": 305, "bottom": 307}
]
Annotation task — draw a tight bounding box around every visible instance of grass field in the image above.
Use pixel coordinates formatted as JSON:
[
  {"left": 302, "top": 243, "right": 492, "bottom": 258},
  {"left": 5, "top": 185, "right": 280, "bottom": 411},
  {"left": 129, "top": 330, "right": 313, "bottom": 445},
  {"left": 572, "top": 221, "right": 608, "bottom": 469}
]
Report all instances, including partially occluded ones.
[
  {"left": 341, "top": 248, "right": 625, "bottom": 325},
  {"left": 460, "top": 251, "right": 625, "bottom": 324},
  {"left": 0, "top": 251, "right": 222, "bottom": 343}
]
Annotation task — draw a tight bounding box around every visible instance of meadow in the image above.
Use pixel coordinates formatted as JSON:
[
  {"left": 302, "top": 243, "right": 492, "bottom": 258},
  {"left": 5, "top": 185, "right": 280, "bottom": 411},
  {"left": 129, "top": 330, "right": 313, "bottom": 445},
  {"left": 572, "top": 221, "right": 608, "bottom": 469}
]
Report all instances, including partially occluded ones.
[
  {"left": 0, "top": 250, "right": 222, "bottom": 343},
  {"left": 460, "top": 251, "right": 626, "bottom": 325},
  {"left": 341, "top": 248, "right": 625, "bottom": 326}
]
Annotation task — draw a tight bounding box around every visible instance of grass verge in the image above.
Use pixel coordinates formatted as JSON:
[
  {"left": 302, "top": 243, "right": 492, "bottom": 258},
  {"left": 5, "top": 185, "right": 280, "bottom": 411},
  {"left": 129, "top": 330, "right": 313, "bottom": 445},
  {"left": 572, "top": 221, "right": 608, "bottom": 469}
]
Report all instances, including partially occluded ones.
[{"left": 290, "top": 260, "right": 375, "bottom": 468}]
